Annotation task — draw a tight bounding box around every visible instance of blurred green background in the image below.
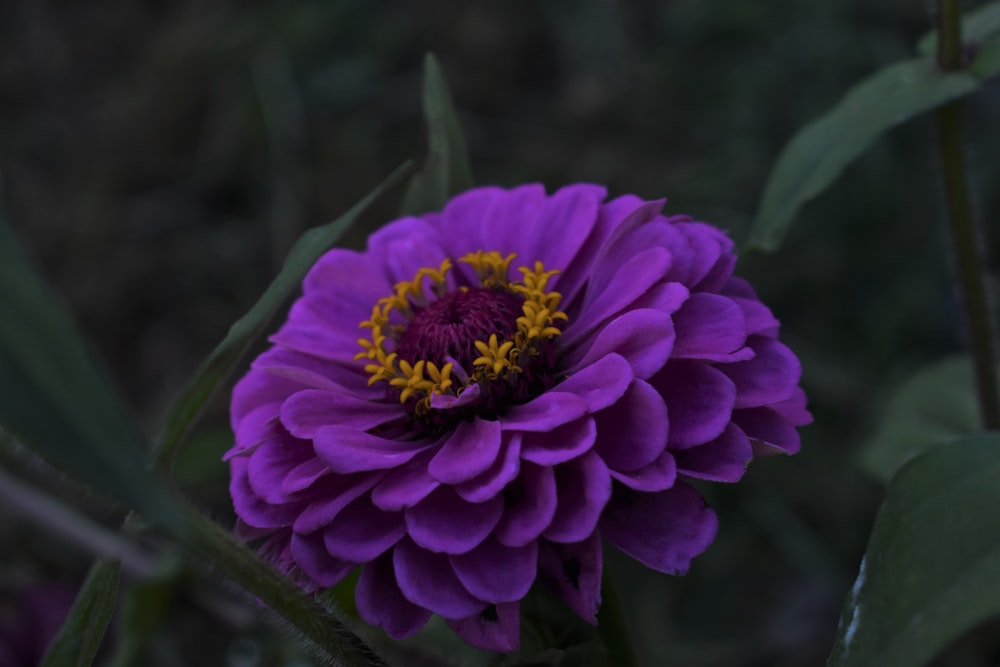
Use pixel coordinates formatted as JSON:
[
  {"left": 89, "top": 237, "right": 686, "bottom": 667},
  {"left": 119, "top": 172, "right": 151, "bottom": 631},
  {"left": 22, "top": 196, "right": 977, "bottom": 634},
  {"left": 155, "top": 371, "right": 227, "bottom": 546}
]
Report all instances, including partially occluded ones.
[{"left": 1, "top": 0, "right": 999, "bottom": 665}]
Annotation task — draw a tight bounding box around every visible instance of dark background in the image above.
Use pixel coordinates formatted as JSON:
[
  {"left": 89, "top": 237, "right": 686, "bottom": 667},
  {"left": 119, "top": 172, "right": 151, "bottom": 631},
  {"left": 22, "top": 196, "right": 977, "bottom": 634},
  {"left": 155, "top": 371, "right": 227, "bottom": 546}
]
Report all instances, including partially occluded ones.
[{"left": 2, "top": 0, "right": 999, "bottom": 665}]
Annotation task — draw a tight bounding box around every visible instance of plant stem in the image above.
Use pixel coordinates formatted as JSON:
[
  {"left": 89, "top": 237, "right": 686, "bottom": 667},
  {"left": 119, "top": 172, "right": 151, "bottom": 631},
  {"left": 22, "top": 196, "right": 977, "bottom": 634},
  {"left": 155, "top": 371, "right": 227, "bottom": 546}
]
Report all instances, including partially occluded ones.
[
  {"left": 172, "top": 503, "right": 389, "bottom": 667},
  {"left": 936, "top": 0, "right": 1000, "bottom": 430}
]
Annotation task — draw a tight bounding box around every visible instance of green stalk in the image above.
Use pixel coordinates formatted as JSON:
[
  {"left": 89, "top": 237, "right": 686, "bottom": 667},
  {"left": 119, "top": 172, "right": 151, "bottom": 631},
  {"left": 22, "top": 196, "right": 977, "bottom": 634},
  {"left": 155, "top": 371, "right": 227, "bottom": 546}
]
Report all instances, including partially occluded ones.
[
  {"left": 936, "top": 0, "right": 1000, "bottom": 429},
  {"left": 172, "top": 503, "right": 388, "bottom": 667}
]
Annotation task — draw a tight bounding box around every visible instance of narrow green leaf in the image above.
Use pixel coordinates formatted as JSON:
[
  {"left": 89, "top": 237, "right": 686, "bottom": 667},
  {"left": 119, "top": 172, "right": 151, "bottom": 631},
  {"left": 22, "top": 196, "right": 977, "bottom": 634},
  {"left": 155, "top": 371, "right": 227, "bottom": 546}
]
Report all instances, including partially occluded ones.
[
  {"left": 828, "top": 434, "right": 1000, "bottom": 667},
  {"left": 859, "top": 357, "right": 979, "bottom": 482},
  {"left": 107, "top": 558, "right": 182, "bottom": 667},
  {"left": 400, "top": 53, "right": 474, "bottom": 216},
  {"left": 917, "top": 1, "right": 1000, "bottom": 56},
  {"left": 151, "top": 161, "right": 413, "bottom": 472},
  {"left": 748, "top": 58, "right": 978, "bottom": 251},
  {"left": 0, "top": 220, "right": 179, "bottom": 528},
  {"left": 40, "top": 559, "right": 121, "bottom": 667}
]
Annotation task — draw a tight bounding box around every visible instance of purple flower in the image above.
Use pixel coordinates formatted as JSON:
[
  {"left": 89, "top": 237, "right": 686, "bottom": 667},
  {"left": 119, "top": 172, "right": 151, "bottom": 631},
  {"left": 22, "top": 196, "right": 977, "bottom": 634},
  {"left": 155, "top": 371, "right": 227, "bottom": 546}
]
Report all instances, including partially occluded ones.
[{"left": 225, "top": 184, "right": 811, "bottom": 651}]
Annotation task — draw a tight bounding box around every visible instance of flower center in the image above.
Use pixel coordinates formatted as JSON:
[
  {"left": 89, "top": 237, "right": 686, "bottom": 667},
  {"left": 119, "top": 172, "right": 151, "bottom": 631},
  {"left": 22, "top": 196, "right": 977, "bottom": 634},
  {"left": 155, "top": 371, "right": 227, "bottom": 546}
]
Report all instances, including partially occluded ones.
[{"left": 355, "top": 251, "right": 568, "bottom": 423}]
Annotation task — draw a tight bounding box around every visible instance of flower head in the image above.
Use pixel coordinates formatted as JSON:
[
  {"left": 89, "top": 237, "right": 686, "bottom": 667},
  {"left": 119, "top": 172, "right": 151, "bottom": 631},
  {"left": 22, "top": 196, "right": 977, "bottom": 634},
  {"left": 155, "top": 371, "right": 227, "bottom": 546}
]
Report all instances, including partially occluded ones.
[{"left": 225, "top": 184, "right": 811, "bottom": 651}]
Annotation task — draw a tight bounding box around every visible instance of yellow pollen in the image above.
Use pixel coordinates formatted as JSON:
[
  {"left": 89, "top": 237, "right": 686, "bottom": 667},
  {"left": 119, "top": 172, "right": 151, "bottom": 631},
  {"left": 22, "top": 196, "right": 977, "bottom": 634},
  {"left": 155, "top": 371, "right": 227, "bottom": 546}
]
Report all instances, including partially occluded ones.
[{"left": 357, "top": 251, "right": 568, "bottom": 413}]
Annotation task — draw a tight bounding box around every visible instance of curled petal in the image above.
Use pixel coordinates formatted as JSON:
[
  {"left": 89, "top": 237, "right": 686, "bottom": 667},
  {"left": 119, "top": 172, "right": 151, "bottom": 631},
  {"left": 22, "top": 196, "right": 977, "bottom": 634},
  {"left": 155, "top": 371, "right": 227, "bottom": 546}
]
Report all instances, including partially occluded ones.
[
  {"left": 429, "top": 418, "right": 503, "bottom": 484},
  {"left": 502, "top": 393, "right": 588, "bottom": 432},
  {"left": 313, "top": 426, "right": 433, "bottom": 473}
]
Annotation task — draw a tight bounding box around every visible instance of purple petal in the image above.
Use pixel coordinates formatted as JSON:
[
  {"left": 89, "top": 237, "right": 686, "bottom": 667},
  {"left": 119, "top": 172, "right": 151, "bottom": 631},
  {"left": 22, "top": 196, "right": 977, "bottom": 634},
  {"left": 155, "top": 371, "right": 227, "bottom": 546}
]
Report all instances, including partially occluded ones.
[
  {"left": 671, "top": 222, "right": 727, "bottom": 288},
  {"left": 428, "top": 418, "right": 503, "bottom": 484},
  {"left": 609, "top": 450, "right": 677, "bottom": 492},
  {"left": 289, "top": 531, "right": 354, "bottom": 587},
  {"left": 228, "top": 401, "right": 283, "bottom": 457},
  {"left": 554, "top": 353, "right": 633, "bottom": 412},
  {"left": 519, "top": 184, "right": 605, "bottom": 276},
  {"left": 502, "top": 392, "right": 588, "bottom": 432},
  {"left": 495, "top": 462, "right": 557, "bottom": 547},
  {"left": 430, "top": 383, "right": 482, "bottom": 409},
  {"left": 229, "top": 458, "right": 301, "bottom": 529},
  {"left": 450, "top": 534, "right": 538, "bottom": 603},
  {"left": 558, "top": 196, "right": 665, "bottom": 309},
  {"left": 771, "top": 386, "right": 813, "bottom": 426},
  {"left": 247, "top": 436, "right": 312, "bottom": 504},
  {"left": 565, "top": 309, "right": 675, "bottom": 380},
  {"left": 281, "top": 457, "right": 331, "bottom": 495},
  {"left": 253, "top": 347, "right": 374, "bottom": 397},
  {"left": 732, "top": 406, "right": 802, "bottom": 455},
  {"left": 585, "top": 220, "right": 677, "bottom": 298},
  {"left": 322, "top": 495, "right": 405, "bottom": 562},
  {"left": 367, "top": 216, "right": 448, "bottom": 286},
  {"left": 269, "top": 323, "right": 359, "bottom": 365},
  {"left": 393, "top": 538, "right": 487, "bottom": 619},
  {"left": 687, "top": 224, "right": 736, "bottom": 292},
  {"left": 570, "top": 247, "right": 673, "bottom": 342},
  {"left": 521, "top": 417, "right": 596, "bottom": 466},
  {"left": 231, "top": 369, "right": 302, "bottom": 427},
  {"left": 370, "top": 449, "right": 440, "bottom": 511},
  {"left": 537, "top": 532, "right": 603, "bottom": 623},
  {"left": 302, "top": 248, "right": 391, "bottom": 324},
  {"left": 405, "top": 486, "right": 503, "bottom": 554},
  {"left": 674, "top": 423, "right": 752, "bottom": 482},
  {"left": 652, "top": 360, "right": 736, "bottom": 449},
  {"left": 292, "top": 472, "right": 385, "bottom": 533},
  {"left": 600, "top": 482, "right": 718, "bottom": 575},
  {"left": 543, "top": 451, "right": 612, "bottom": 543},
  {"left": 456, "top": 433, "right": 523, "bottom": 502},
  {"left": 594, "top": 379, "right": 668, "bottom": 471},
  {"left": 447, "top": 602, "right": 521, "bottom": 653},
  {"left": 313, "top": 425, "right": 433, "bottom": 473},
  {"left": 723, "top": 336, "right": 801, "bottom": 409},
  {"left": 356, "top": 554, "right": 432, "bottom": 639},
  {"left": 281, "top": 389, "right": 401, "bottom": 437},
  {"left": 731, "top": 296, "right": 780, "bottom": 337},
  {"left": 671, "top": 293, "right": 748, "bottom": 361}
]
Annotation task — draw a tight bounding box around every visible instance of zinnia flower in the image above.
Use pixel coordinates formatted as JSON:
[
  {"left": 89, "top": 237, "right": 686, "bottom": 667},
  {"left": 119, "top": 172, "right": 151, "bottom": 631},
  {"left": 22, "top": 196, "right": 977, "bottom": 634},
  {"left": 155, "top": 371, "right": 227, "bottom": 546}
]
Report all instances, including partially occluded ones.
[{"left": 225, "top": 184, "right": 810, "bottom": 651}]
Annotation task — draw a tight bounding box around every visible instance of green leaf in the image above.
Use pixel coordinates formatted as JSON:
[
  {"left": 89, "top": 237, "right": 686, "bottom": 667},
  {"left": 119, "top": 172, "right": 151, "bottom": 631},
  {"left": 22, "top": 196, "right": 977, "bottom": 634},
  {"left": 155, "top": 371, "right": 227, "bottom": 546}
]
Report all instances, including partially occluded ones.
[
  {"left": 747, "top": 58, "right": 978, "bottom": 251},
  {"left": 827, "top": 434, "right": 1000, "bottom": 667},
  {"left": 40, "top": 559, "right": 121, "bottom": 667},
  {"left": 151, "top": 161, "right": 413, "bottom": 472},
  {"left": 859, "top": 357, "right": 979, "bottom": 482},
  {"left": 0, "top": 219, "right": 179, "bottom": 528},
  {"left": 917, "top": 1, "right": 1000, "bottom": 56},
  {"left": 107, "top": 558, "right": 182, "bottom": 667},
  {"left": 400, "top": 53, "right": 474, "bottom": 216}
]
